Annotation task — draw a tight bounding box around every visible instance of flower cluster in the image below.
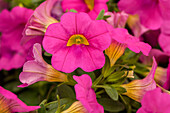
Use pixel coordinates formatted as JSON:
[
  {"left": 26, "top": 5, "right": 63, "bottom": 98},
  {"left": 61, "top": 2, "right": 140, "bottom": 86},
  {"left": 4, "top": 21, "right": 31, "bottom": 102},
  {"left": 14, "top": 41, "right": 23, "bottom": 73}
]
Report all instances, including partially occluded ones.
[{"left": 0, "top": 0, "right": 170, "bottom": 113}]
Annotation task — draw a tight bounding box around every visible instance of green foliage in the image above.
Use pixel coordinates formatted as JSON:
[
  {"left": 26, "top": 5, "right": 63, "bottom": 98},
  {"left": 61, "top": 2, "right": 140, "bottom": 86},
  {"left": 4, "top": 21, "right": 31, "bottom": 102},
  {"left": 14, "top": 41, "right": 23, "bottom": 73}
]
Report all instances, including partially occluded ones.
[
  {"left": 107, "top": 71, "right": 125, "bottom": 82},
  {"left": 45, "top": 98, "right": 75, "bottom": 113},
  {"left": 105, "top": 86, "right": 119, "bottom": 101},
  {"left": 69, "top": 9, "right": 78, "bottom": 13},
  {"left": 44, "top": 52, "right": 52, "bottom": 57},
  {"left": 96, "top": 9, "right": 105, "bottom": 20},
  {"left": 56, "top": 84, "right": 76, "bottom": 99},
  {"left": 98, "top": 98, "right": 125, "bottom": 112},
  {"left": 10, "top": 0, "right": 45, "bottom": 9}
]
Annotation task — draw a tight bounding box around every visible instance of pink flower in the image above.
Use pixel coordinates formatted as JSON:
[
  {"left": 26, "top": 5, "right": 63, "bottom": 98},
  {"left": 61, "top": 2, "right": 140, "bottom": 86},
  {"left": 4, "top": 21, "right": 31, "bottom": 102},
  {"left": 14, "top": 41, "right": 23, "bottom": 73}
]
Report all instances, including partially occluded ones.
[
  {"left": 140, "top": 49, "right": 170, "bottom": 66},
  {"left": 43, "top": 12, "right": 111, "bottom": 73},
  {"left": 158, "top": 1, "right": 170, "bottom": 54},
  {"left": 104, "top": 11, "right": 129, "bottom": 28},
  {"left": 137, "top": 88, "right": 170, "bottom": 113},
  {"left": 0, "top": 6, "right": 34, "bottom": 70},
  {"left": 106, "top": 28, "right": 151, "bottom": 66},
  {"left": 62, "top": 0, "right": 108, "bottom": 19},
  {"left": 163, "top": 59, "right": 170, "bottom": 90},
  {"left": 111, "top": 28, "right": 151, "bottom": 56},
  {"left": 127, "top": 15, "right": 149, "bottom": 37},
  {"left": 73, "top": 74, "right": 104, "bottom": 113},
  {"left": 21, "top": 0, "right": 60, "bottom": 44},
  {"left": 121, "top": 57, "right": 157, "bottom": 102},
  {"left": 0, "top": 86, "right": 40, "bottom": 112},
  {"left": 118, "top": 0, "right": 169, "bottom": 30},
  {"left": 18, "top": 43, "right": 68, "bottom": 87}
]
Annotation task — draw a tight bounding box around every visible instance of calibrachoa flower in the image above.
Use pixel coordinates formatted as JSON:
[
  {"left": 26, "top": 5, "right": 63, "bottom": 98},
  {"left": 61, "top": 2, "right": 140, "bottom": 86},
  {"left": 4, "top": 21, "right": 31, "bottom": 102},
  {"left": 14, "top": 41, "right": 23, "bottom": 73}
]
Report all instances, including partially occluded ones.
[
  {"left": 104, "top": 11, "right": 129, "bottom": 28},
  {"left": 73, "top": 74, "right": 104, "bottom": 113},
  {"left": 118, "top": 0, "right": 169, "bottom": 30},
  {"left": 0, "top": 86, "right": 40, "bottom": 112},
  {"left": 163, "top": 59, "right": 170, "bottom": 90},
  {"left": 158, "top": 5, "right": 170, "bottom": 54},
  {"left": 127, "top": 15, "right": 148, "bottom": 37},
  {"left": 62, "top": 101, "right": 88, "bottom": 113},
  {"left": 140, "top": 49, "right": 170, "bottom": 66},
  {"left": 21, "top": 0, "right": 59, "bottom": 44},
  {"left": 121, "top": 57, "right": 157, "bottom": 102},
  {"left": 143, "top": 66, "right": 167, "bottom": 86},
  {"left": 43, "top": 12, "right": 111, "bottom": 73},
  {"left": 62, "top": 0, "right": 108, "bottom": 19},
  {"left": 18, "top": 43, "right": 68, "bottom": 87},
  {"left": 0, "top": 6, "right": 33, "bottom": 70},
  {"left": 137, "top": 88, "right": 170, "bottom": 113},
  {"left": 105, "top": 28, "right": 151, "bottom": 66}
]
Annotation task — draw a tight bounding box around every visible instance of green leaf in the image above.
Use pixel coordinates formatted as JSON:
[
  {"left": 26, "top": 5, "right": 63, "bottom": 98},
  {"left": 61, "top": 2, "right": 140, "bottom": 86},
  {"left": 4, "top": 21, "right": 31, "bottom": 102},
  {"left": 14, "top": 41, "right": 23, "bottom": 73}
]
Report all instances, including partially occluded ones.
[
  {"left": 46, "top": 98, "right": 74, "bottom": 113},
  {"left": 56, "top": 84, "right": 76, "bottom": 99},
  {"left": 105, "top": 86, "right": 118, "bottom": 101},
  {"left": 38, "top": 104, "right": 46, "bottom": 113},
  {"left": 18, "top": 89, "right": 41, "bottom": 106},
  {"left": 107, "top": 71, "right": 125, "bottom": 82},
  {"left": 69, "top": 9, "right": 78, "bottom": 13},
  {"left": 112, "top": 85, "right": 127, "bottom": 94},
  {"left": 98, "top": 98, "right": 125, "bottom": 112},
  {"left": 96, "top": 9, "right": 105, "bottom": 20}
]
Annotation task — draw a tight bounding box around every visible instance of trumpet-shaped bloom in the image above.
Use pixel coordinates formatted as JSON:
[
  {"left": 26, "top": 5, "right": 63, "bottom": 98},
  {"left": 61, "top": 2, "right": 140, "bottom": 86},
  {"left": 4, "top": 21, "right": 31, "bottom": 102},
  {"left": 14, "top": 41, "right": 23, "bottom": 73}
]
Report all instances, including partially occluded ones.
[
  {"left": 127, "top": 15, "right": 149, "bottom": 37},
  {"left": 0, "top": 86, "right": 40, "bottom": 112},
  {"left": 18, "top": 43, "right": 68, "bottom": 87},
  {"left": 73, "top": 74, "right": 104, "bottom": 113},
  {"left": 121, "top": 57, "right": 157, "bottom": 102},
  {"left": 62, "top": 0, "right": 108, "bottom": 19},
  {"left": 21, "top": 0, "right": 59, "bottom": 44},
  {"left": 106, "top": 28, "right": 151, "bottom": 66},
  {"left": 105, "top": 11, "right": 129, "bottom": 28},
  {"left": 118, "top": 0, "right": 167, "bottom": 30},
  {"left": 140, "top": 49, "right": 170, "bottom": 66},
  {"left": 43, "top": 12, "right": 111, "bottom": 73},
  {"left": 0, "top": 6, "right": 34, "bottom": 70},
  {"left": 62, "top": 101, "right": 88, "bottom": 113},
  {"left": 137, "top": 88, "right": 170, "bottom": 113}
]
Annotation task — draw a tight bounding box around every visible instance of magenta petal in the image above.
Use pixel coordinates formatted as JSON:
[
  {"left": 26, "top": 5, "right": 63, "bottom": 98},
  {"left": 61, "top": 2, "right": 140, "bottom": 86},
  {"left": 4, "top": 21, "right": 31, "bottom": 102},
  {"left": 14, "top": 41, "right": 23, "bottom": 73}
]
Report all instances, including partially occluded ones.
[
  {"left": 0, "top": 86, "right": 40, "bottom": 112},
  {"left": 137, "top": 88, "right": 170, "bottom": 113},
  {"left": 62, "top": 0, "right": 88, "bottom": 12},
  {"left": 60, "top": 12, "right": 77, "bottom": 34},
  {"left": 73, "top": 74, "right": 92, "bottom": 88},
  {"left": 73, "top": 74, "right": 104, "bottom": 113},
  {"left": 139, "top": 4, "right": 162, "bottom": 30},
  {"left": 163, "top": 59, "right": 170, "bottom": 89},
  {"left": 85, "top": 20, "right": 109, "bottom": 39},
  {"left": 118, "top": 0, "right": 162, "bottom": 29},
  {"left": 80, "top": 47, "right": 105, "bottom": 72},
  {"left": 51, "top": 46, "right": 77, "bottom": 73},
  {"left": 75, "top": 12, "right": 92, "bottom": 34}
]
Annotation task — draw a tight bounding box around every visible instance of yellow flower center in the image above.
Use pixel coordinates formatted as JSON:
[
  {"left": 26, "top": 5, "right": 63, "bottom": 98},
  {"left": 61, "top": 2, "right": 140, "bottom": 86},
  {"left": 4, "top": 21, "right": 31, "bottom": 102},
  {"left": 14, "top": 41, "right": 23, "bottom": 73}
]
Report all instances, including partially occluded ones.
[
  {"left": 67, "top": 34, "right": 89, "bottom": 46},
  {"left": 84, "top": 0, "right": 94, "bottom": 11}
]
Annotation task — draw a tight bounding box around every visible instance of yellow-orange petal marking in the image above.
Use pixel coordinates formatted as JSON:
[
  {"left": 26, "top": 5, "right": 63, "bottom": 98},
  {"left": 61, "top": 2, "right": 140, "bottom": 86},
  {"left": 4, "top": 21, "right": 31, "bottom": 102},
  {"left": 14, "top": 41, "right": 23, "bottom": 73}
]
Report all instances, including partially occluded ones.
[
  {"left": 84, "top": 0, "right": 94, "bottom": 11},
  {"left": 105, "top": 41, "right": 126, "bottom": 67},
  {"left": 0, "top": 96, "right": 11, "bottom": 113},
  {"left": 67, "top": 34, "right": 89, "bottom": 46},
  {"left": 62, "top": 101, "right": 88, "bottom": 113}
]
